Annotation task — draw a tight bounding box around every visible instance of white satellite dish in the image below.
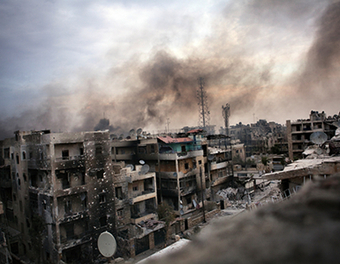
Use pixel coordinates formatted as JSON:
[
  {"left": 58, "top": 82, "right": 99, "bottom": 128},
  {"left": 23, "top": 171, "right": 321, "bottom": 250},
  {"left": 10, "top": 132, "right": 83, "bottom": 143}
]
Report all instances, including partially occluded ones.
[
  {"left": 98, "top": 231, "right": 117, "bottom": 258},
  {"left": 139, "top": 160, "right": 145, "bottom": 165},
  {"left": 125, "top": 164, "right": 134, "bottom": 171},
  {"left": 310, "top": 132, "right": 327, "bottom": 145}
]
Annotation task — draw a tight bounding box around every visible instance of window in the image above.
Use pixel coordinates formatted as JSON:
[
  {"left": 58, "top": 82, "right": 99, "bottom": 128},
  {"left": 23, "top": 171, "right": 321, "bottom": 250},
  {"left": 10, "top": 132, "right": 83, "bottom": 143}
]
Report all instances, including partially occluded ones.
[
  {"left": 133, "top": 185, "right": 138, "bottom": 191},
  {"left": 198, "top": 160, "right": 202, "bottom": 165},
  {"left": 81, "top": 172, "right": 85, "bottom": 185},
  {"left": 11, "top": 153, "right": 14, "bottom": 160},
  {"left": 99, "top": 193, "right": 107, "bottom": 203},
  {"left": 97, "top": 170, "right": 104, "bottom": 179},
  {"left": 99, "top": 216, "right": 107, "bottom": 227},
  {"left": 4, "top": 148, "right": 9, "bottom": 159},
  {"left": 115, "top": 187, "right": 123, "bottom": 200},
  {"left": 29, "top": 152, "right": 33, "bottom": 159},
  {"left": 65, "top": 200, "right": 72, "bottom": 214},
  {"left": 16, "top": 154, "right": 19, "bottom": 164},
  {"left": 23, "top": 173, "right": 27, "bottom": 182},
  {"left": 79, "top": 148, "right": 84, "bottom": 155},
  {"left": 95, "top": 145, "right": 102, "bottom": 155},
  {"left": 22, "top": 151, "right": 26, "bottom": 160},
  {"left": 181, "top": 146, "right": 186, "bottom": 152},
  {"left": 26, "top": 218, "right": 31, "bottom": 228},
  {"left": 150, "top": 145, "right": 155, "bottom": 154},
  {"left": 185, "top": 163, "right": 189, "bottom": 170},
  {"left": 117, "top": 209, "right": 123, "bottom": 219},
  {"left": 62, "top": 150, "right": 69, "bottom": 160}
]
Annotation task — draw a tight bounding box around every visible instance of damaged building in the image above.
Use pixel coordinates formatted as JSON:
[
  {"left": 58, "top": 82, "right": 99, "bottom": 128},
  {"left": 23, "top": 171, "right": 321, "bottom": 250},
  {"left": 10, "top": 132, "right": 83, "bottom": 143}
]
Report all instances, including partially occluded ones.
[
  {"left": 286, "top": 110, "right": 340, "bottom": 160},
  {"left": 0, "top": 130, "right": 115, "bottom": 263}
]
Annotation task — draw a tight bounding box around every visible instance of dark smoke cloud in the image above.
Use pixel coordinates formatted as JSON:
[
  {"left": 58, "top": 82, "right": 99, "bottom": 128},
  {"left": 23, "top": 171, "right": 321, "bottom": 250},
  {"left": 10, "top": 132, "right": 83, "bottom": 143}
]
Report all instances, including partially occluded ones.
[{"left": 291, "top": 1, "right": 340, "bottom": 107}]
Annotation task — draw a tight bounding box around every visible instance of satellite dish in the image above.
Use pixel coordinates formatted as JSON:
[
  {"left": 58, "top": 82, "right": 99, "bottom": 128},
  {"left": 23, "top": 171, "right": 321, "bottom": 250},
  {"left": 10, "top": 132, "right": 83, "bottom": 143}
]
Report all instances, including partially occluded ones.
[
  {"left": 208, "top": 154, "right": 214, "bottom": 161},
  {"left": 129, "top": 129, "right": 136, "bottom": 138},
  {"left": 139, "top": 160, "right": 145, "bottom": 165},
  {"left": 126, "top": 164, "right": 134, "bottom": 171},
  {"left": 98, "top": 231, "right": 117, "bottom": 258},
  {"left": 136, "top": 128, "right": 143, "bottom": 135},
  {"left": 310, "top": 132, "right": 327, "bottom": 145},
  {"left": 139, "top": 164, "right": 150, "bottom": 175}
]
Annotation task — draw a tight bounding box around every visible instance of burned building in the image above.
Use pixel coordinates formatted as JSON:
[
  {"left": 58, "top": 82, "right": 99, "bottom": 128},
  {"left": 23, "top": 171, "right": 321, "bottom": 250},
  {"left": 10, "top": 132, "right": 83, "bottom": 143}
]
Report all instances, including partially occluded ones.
[{"left": 0, "top": 130, "right": 115, "bottom": 263}]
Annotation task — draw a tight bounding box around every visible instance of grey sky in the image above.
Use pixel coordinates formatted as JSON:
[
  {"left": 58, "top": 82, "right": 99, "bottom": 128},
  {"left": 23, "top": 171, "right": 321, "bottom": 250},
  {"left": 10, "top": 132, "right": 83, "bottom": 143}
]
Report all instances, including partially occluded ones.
[{"left": 0, "top": 0, "right": 339, "bottom": 139}]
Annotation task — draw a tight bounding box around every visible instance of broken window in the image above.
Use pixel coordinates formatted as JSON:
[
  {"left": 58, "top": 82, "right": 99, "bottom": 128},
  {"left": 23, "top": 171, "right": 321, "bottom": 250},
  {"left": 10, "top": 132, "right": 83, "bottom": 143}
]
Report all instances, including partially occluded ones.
[
  {"left": 62, "top": 150, "right": 69, "bottom": 160},
  {"left": 99, "top": 193, "right": 107, "bottom": 203},
  {"left": 115, "top": 187, "right": 123, "bottom": 200}
]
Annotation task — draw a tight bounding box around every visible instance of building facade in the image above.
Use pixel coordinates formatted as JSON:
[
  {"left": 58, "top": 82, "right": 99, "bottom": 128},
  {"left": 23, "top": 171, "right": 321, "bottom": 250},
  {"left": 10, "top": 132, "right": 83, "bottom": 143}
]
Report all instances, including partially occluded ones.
[{"left": 0, "top": 130, "right": 115, "bottom": 263}]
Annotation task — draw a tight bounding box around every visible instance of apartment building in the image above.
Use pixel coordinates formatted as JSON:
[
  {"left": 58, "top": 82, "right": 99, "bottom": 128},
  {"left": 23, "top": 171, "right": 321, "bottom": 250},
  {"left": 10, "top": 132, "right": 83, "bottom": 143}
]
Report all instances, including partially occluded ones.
[
  {"left": 286, "top": 111, "right": 339, "bottom": 160},
  {"left": 111, "top": 135, "right": 206, "bottom": 216},
  {"left": 0, "top": 130, "right": 115, "bottom": 264},
  {"left": 113, "top": 162, "right": 163, "bottom": 258}
]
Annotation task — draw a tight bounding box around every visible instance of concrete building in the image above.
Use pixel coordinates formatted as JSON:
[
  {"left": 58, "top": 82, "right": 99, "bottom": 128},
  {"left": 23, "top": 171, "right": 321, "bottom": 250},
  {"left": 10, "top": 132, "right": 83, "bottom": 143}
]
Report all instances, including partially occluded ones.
[
  {"left": 0, "top": 130, "right": 115, "bottom": 263},
  {"left": 286, "top": 111, "right": 339, "bottom": 160}
]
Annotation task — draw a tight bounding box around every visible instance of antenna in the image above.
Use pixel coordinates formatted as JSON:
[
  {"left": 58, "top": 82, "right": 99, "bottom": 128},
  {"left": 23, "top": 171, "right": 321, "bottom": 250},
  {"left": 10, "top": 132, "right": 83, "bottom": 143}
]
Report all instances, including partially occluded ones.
[
  {"left": 222, "top": 103, "right": 230, "bottom": 136},
  {"left": 139, "top": 164, "right": 150, "bottom": 175},
  {"left": 97, "top": 231, "right": 117, "bottom": 258},
  {"left": 310, "top": 131, "right": 327, "bottom": 145},
  {"left": 197, "top": 77, "right": 210, "bottom": 130}
]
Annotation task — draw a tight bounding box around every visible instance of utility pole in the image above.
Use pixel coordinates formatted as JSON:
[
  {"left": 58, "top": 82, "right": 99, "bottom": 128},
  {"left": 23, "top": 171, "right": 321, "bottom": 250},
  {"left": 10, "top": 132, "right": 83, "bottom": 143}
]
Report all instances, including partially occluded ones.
[{"left": 200, "top": 167, "right": 206, "bottom": 223}]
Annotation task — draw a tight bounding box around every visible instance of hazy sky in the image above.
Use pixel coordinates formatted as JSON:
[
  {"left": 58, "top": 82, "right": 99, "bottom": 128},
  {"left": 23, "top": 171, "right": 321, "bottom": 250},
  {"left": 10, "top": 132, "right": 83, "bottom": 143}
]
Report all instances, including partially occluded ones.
[{"left": 1, "top": 0, "right": 340, "bottom": 139}]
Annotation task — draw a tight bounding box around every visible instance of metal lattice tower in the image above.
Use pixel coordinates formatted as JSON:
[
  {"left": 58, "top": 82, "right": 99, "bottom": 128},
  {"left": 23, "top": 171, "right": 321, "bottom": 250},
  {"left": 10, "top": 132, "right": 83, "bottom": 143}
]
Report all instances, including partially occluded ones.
[
  {"left": 197, "top": 77, "right": 210, "bottom": 129},
  {"left": 222, "top": 103, "right": 230, "bottom": 136}
]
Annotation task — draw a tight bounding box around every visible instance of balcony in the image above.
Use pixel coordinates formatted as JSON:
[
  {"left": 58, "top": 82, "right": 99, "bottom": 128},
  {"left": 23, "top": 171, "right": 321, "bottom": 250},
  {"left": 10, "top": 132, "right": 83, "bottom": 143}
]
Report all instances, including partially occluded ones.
[
  {"left": 210, "top": 161, "right": 228, "bottom": 171},
  {"left": 125, "top": 171, "right": 155, "bottom": 183},
  {"left": 159, "top": 149, "right": 203, "bottom": 160},
  {"left": 60, "top": 233, "right": 92, "bottom": 250},
  {"left": 54, "top": 156, "right": 85, "bottom": 169},
  {"left": 131, "top": 213, "right": 156, "bottom": 224},
  {"left": 130, "top": 190, "right": 156, "bottom": 204}
]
